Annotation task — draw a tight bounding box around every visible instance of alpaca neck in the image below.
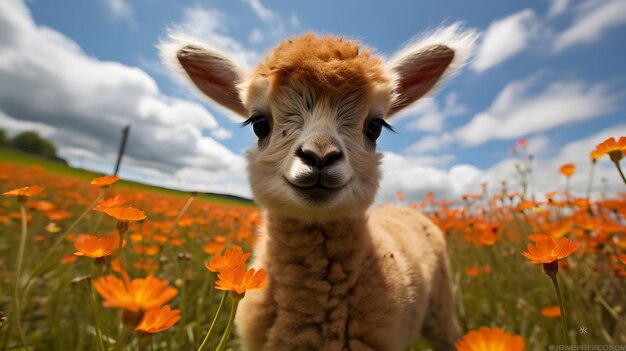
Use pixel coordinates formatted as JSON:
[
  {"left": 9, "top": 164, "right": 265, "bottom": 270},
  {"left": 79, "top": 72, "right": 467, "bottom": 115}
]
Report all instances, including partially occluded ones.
[
  {"left": 264, "top": 211, "right": 373, "bottom": 298},
  {"left": 260, "top": 212, "right": 374, "bottom": 346}
]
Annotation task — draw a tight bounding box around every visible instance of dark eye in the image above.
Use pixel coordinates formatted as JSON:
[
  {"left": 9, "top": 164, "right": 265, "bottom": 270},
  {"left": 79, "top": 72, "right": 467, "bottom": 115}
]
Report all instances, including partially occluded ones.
[
  {"left": 366, "top": 119, "right": 384, "bottom": 142},
  {"left": 243, "top": 115, "right": 271, "bottom": 140}
]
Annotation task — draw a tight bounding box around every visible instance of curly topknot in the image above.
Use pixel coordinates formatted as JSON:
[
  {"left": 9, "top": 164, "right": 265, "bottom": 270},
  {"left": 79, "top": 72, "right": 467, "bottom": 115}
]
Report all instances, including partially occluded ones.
[{"left": 254, "top": 33, "right": 390, "bottom": 93}]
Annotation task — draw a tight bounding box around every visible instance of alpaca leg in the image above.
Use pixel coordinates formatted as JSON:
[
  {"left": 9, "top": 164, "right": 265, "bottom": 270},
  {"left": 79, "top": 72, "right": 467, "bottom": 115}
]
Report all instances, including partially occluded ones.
[{"left": 422, "top": 260, "right": 461, "bottom": 351}]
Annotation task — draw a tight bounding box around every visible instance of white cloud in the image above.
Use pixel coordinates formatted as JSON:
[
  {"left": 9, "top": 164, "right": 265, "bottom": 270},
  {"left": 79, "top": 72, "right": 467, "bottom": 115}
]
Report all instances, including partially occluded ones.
[
  {"left": 103, "top": 0, "right": 133, "bottom": 22},
  {"left": 443, "top": 92, "right": 468, "bottom": 117},
  {"left": 173, "top": 5, "right": 259, "bottom": 69},
  {"left": 241, "top": 0, "right": 276, "bottom": 23},
  {"left": 249, "top": 28, "right": 264, "bottom": 44},
  {"left": 378, "top": 151, "right": 483, "bottom": 201},
  {"left": 472, "top": 9, "right": 540, "bottom": 73},
  {"left": 0, "top": 110, "right": 55, "bottom": 137},
  {"left": 405, "top": 134, "right": 453, "bottom": 155},
  {"left": 454, "top": 77, "right": 617, "bottom": 146},
  {"left": 404, "top": 99, "right": 445, "bottom": 132},
  {"left": 0, "top": 0, "right": 250, "bottom": 197},
  {"left": 377, "top": 125, "right": 626, "bottom": 203},
  {"left": 290, "top": 14, "right": 300, "bottom": 28},
  {"left": 395, "top": 91, "right": 468, "bottom": 133},
  {"left": 553, "top": 0, "right": 626, "bottom": 52},
  {"left": 211, "top": 128, "right": 234, "bottom": 140},
  {"left": 525, "top": 135, "right": 551, "bottom": 156},
  {"left": 547, "top": 0, "right": 570, "bottom": 18},
  {"left": 483, "top": 125, "right": 626, "bottom": 199}
]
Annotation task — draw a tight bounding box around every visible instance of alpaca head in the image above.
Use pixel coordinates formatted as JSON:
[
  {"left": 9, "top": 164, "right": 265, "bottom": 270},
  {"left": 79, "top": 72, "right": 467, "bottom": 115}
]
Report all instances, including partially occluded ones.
[{"left": 162, "top": 25, "right": 475, "bottom": 220}]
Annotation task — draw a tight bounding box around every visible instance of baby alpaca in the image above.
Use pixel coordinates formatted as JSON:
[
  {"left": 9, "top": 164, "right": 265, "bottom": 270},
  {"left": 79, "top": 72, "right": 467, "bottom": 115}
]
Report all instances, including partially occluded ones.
[{"left": 162, "top": 24, "right": 476, "bottom": 351}]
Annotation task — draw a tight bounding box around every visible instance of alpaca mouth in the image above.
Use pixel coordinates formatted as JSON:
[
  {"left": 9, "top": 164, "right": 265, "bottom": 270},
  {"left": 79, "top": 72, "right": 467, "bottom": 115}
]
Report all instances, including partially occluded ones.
[{"left": 284, "top": 177, "right": 347, "bottom": 203}]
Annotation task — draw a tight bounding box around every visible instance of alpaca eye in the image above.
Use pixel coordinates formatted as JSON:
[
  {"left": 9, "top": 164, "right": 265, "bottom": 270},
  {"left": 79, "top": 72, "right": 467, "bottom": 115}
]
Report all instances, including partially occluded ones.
[
  {"left": 366, "top": 119, "right": 384, "bottom": 142},
  {"left": 251, "top": 116, "right": 270, "bottom": 140}
]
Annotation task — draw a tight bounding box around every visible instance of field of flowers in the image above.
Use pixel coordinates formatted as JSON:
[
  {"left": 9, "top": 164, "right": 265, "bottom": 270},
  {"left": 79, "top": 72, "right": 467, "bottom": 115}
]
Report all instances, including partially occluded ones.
[{"left": 0, "top": 137, "right": 625, "bottom": 351}]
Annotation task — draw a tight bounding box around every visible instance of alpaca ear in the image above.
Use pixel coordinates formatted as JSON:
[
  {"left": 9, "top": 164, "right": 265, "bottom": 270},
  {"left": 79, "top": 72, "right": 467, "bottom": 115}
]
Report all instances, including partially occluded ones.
[
  {"left": 161, "top": 40, "right": 248, "bottom": 117},
  {"left": 386, "top": 24, "right": 477, "bottom": 117},
  {"left": 387, "top": 45, "right": 454, "bottom": 116}
]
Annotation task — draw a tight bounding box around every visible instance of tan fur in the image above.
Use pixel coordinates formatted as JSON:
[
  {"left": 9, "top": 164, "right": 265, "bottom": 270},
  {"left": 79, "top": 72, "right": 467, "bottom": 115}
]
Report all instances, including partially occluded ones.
[
  {"left": 237, "top": 206, "right": 459, "bottom": 350},
  {"left": 255, "top": 33, "right": 389, "bottom": 94},
  {"left": 161, "top": 26, "right": 477, "bottom": 351}
]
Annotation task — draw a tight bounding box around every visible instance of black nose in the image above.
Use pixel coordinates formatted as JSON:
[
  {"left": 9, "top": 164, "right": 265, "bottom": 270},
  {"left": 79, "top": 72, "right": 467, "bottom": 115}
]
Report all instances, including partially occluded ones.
[{"left": 296, "top": 146, "right": 343, "bottom": 169}]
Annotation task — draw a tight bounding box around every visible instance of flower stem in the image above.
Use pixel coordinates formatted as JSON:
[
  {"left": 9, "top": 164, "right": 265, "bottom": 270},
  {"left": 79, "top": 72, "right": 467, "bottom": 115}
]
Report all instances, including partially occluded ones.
[
  {"left": 612, "top": 160, "right": 626, "bottom": 186},
  {"left": 197, "top": 291, "right": 228, "bottom": 351},
  {"left": 195, "top": 274, "right": 212, "bottom": 337},
  {"left": 215, "top": 294, "right": 241, "bottom": 351},
  {"left": 90, "top": 266, "right": 106, "bottom": 351},
  {"left": 586, "top": 160, "right": 596, "bottom": 200},
  {"left": 118, "top": 227, "right": 127, "bottom": 272},
  {"left": 166, "top": 194, "right": 195, "bottom": 237},
  {"left": 114, "top": 324, "right": 134, "bottom": 351},
  {"left": 22, "top": 190, "right": 106, "bottom": 299},
  {"left": 550, "top": 274, "right": 570, "bottom": 344},
  {"left": 11, "top": 205, "right": 29, "bottom": 347},
  {"left": 91, "top": 211, "right": 105, "bottom": 235}
]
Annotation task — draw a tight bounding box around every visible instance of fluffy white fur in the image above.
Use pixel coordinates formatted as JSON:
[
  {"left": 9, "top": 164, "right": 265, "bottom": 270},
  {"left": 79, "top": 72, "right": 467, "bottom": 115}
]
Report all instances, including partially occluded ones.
[{"left": 161, "top": 23, "right": 477, "bottom": 351}]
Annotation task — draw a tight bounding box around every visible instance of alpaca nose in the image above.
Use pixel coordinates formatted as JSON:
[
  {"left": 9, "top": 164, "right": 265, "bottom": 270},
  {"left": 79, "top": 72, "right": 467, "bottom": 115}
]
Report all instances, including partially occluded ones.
[{"left": 296, "top": 135, "right": 343, "bottom": 169}]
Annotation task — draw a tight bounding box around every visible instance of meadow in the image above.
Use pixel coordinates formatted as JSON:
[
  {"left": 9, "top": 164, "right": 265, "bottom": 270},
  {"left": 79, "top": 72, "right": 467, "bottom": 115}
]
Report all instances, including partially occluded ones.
[{"left": 0, "top": 138, "right": 625, "bottom": 351}]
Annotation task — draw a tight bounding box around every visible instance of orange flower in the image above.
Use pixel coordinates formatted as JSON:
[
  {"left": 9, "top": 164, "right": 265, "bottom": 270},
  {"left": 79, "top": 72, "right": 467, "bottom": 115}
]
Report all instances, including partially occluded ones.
[
  {"left": 94, "top": 273, "right": 177, "bottom": 314},
  {"left": 594, "top": 137, "right": 626, "bottom": 162},
  {"left": 135, "top": 305, "right": 181, "bottom": 334},
  {"left": 45, "top": 209, "right": 72, "bottom": 221},
  {"left": 133, "top": 244, "right": 160, "bottom": 256},
  {"left": 590, "top": 150, "right": 603, "bottom": 161},
  {"left": 94, "top": 195, "right": 129, "bottom": 211},
  {"left": 103, "top": 207, "right": 147, "bottom": 222},
  {"left": 395, "top": 191, "right": 405, "bottom": 201},
  {"left": 522, "top": 237, "right": 579, "bottom": 264},
  {"left": 132, "top": 259, "right": 159, "bottom": 273},
  {"left": 215, "top": 265, "right": 267, "bottom": 295},
  {"left": 3, "top": 185, "right": 44, "bottom": 201},
  {"left": 203, "top": 241, "right": 226, "bottom": 255},
  {"left": 90, "top": 175, "right": 120, "bottom": 187},
  {"left": 206, "top": 247, "right": 251, "bottom": 273},
  {"left": 104, "top": 207, "right": 146, "bottom": 232},
  {"left": 528, "top": 234, "right": 551, "bottom": 242},
  {"left": 28, "top": 200, "right": 55, "bottom": 211},
  {"left": 456, "top": 326, "right": 525, "bottom": 351},
  {"left": 465, "top": 266, "right": 481, "bottom": 277},
  {"left": 60, "top": 254, "right": 79, "bottom": 264},
  {"left": 541, "top": 305, "right": 561, "bottom": 318},
  {"left": 74, "top": 234, "right": 120, "bottom": 258},
  {"left": 619, "top": 254, "right": 626, "bottom": 266},
  {"left": 517, "top": 200, "right": 536, "bottom": 212},
  {"left": 559, "top": 164, "right": 575, "bottom": 177}
]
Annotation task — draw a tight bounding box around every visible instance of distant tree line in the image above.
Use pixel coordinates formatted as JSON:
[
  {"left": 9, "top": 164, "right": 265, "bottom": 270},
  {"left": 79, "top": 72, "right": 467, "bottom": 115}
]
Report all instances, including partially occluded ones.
[{"left": 0, "top": 128, "right": 66, "bottom": 163}]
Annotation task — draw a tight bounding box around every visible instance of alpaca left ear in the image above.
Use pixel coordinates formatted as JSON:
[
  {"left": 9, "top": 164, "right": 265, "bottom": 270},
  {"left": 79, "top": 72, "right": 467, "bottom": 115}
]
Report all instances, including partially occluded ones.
[
  {"left": 387, "top": 45, "right": 454, "bottom": 117},
  {"left": 386, "top": 24, "right": 477, "bottom": 117}
]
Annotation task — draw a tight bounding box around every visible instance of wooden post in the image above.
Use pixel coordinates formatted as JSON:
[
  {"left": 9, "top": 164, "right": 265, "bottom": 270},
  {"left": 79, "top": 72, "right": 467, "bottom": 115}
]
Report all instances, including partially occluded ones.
[{"left": 114, "top": 125, "right": 130, "bottom": 176}]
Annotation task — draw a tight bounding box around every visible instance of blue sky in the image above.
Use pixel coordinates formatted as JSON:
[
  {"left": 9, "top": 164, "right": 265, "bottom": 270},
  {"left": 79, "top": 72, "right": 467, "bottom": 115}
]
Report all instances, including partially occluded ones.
[{"left": 1, "top": 0, "right": 625, "bottom": 201}]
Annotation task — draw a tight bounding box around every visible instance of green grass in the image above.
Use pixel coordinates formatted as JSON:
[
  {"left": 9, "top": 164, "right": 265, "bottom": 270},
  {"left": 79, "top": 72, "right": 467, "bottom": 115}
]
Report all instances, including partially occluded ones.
[{"left": 0, "top": 147, "right": 255, "bottom": 207}]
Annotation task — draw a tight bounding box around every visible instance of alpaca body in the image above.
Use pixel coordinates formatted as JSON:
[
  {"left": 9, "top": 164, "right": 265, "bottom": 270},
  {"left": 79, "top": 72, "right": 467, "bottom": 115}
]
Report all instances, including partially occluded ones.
[
  {"left": 236, "top": 206, "right": 458, "bottom": 351},
  {"left": 162, "top": 25, "right": 476, "bottom": 351}
]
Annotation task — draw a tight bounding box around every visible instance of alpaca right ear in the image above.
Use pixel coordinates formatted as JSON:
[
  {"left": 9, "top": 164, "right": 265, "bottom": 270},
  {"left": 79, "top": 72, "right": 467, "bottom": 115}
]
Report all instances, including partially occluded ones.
[
  {"left": 161, "top": 40, "right": 248, "bottom": 117},
  {"left": 385, "top": 24, "right": 477, "bottom": 117}
]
